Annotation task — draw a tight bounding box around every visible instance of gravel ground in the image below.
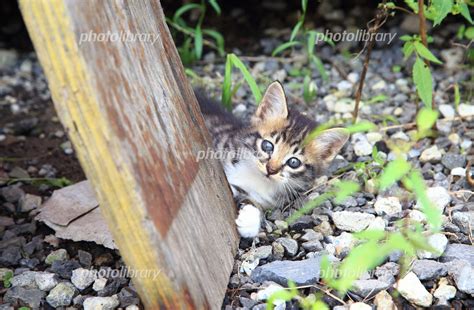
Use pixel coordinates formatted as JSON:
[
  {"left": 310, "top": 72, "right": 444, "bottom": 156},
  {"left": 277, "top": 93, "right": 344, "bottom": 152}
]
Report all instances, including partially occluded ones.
[{"left": 1, "top": 16, "right": 474, "bottom": 310}]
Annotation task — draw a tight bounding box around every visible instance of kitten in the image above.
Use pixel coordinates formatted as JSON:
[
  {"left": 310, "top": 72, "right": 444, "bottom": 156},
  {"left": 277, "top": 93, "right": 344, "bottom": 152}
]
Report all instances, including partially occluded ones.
[{"left": 197, "top": 81, "right": 349, "bottom": 238}]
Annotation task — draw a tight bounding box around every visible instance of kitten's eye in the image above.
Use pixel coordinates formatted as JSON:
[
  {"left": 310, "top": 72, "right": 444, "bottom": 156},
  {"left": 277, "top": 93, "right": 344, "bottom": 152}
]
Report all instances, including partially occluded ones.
[
  {"left": 287, "top": 157, "right": 301, "bottom": 169},
  {"left": 261, "top": 140, "right": 274, "bottom": 154}
]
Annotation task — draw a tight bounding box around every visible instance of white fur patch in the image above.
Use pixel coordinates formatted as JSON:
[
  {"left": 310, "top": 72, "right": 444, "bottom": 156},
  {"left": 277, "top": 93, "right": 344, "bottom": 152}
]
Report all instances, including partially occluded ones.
[
  {"left": 224, "top": 158, "right": 278, "bottom": 208},
  {"left": 235, "top": 204, "right": 261, "bottom": 238}
]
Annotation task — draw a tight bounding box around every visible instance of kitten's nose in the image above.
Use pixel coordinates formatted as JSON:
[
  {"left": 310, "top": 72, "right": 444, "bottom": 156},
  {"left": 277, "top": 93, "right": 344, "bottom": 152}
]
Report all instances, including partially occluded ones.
[{"left": 266, "top": 164, "right": 279, "bottom": 176}]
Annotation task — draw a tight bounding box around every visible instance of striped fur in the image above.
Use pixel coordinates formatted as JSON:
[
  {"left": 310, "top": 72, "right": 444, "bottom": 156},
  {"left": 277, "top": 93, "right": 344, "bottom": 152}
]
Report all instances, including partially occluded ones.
[{"left": 196, "top": 82, "right": 349, "bottom": 209}]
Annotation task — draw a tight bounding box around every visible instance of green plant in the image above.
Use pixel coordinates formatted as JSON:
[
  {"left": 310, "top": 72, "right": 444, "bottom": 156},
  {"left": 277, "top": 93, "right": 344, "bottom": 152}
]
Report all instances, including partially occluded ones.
[
  {"left": 400, "top": 34, "right": 442, "bottom": 108},
  {"left": 268, "top": 107, "right": 442, "bottom": 309},
  {"left": 272, "top": 0, "right": 334, "bottom": 103},
  {"left": 385, "top": 0, "right": 473, "bottom": 110},
  {"left": 3, "top": 270, "right": 13, "bottom": 288},
  {"left": 222, "top": 53, "right": 263, "bottom": 109},
  {"left": 167, "top": 0, "right": 224, "bottom": 65}
]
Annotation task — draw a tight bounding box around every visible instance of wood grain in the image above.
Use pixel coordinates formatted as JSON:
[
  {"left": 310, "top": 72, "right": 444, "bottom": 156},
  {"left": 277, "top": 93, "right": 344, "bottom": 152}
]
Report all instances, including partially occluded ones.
[{"left": 20, "top": 0, "right": 238, "bottom": 308}]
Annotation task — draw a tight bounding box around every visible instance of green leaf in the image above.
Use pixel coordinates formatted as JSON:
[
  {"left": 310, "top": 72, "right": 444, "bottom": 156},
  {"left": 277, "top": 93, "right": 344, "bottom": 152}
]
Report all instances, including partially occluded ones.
[
  {"left": 222, "top": 54, "right": 233, "bottom": 109},
  {"left": 413, "top": 42, "right": 443, "bottom": 64},
  {"left": 229, "top": 54, "right": 262, "bottom": 104},
  {"left": 454, "top": 83, "right": 461, "bottom": 110},
  {"left": 307, "top": 31, "right": 317, "bottom": 56},
  {"left": 404, "top": 0, "right": 418, "bottom": 13},
  {"left": 303, "top": 75, "right": 317, "bottom": 103},
  {"left": 272, "top": 41, "right": 301, "bottom": 56},
  {"left": 402, "top": 42, "right": 415, "bottom": 59},
  {"left": 173, "top": 3, "right": 202, "bottom": 23},
  {"left": 290, "top": 20, "right": 304, "bottom": 42},
  {"left": 311, "top": 55, "right": 328, "bottom": 81},
  {"left": 3, "top": 270, "right": 13, "bottom": 288},
  {"left": 333, "top": 240, "right": 387, "bottom": 293},
  {"left": 334, "top": 181, "right": 360, "bottom": 204},
  {"left": 413, "top": 57, "right": 433, "bottom": 108},
  {"left": 202, "top": 29, "right": 225, "bottom": 56},
  {"left": 301, "top": 0, "right": 308, "bottom": 13},
  {"left": 367, "top": 94, "right": 388, "bottom": 105},
  {"left": 194, "top": 26, "right": 203, "bottom": 59},
  {"left": 465, "top": 26, "right": 474, "bottom": 39},
  {"left": 312, "top": 301, "right": 329, "bottom": 310},
  {"left": 379, "top": 158, "right": 411, "bottom": 190},
  {"left": 431, "top": 0, "right": 453, "bottom": 26},
  {"left": 399, "top": 34, "right": 414, "bottom": 41},
  {"left": 266, "top": 287, "right": 297, "bottom": 310},
  {"left": 207, "top": 0, "right": 221, "bottom": 15},
  {"left": 354, "top": 229, "right": 386, "bottom": 241},
  {"left": 416, "top": 107, "right": 439, "bottom": 132},
  {"left": 459, "top": 2, "right": 473, "bottom": 24},
  {"left": 404, "top": 171, "right": 442, "bottom": 230},
  {"left": 320, "top": 255, "right": 336, "bottom": 284},
  {"left": 346, "top": 121, "right": 376, "bottom": 133}
]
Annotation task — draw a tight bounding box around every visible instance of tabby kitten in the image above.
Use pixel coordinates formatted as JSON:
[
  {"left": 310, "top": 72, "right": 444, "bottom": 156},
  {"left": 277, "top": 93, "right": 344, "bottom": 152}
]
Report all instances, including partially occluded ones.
[{"left": 197, "top": 81, "right": 349, "bottom": 238}]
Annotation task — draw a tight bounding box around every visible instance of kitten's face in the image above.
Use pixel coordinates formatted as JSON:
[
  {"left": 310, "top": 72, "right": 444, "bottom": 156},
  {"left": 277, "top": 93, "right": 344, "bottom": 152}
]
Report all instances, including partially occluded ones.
[{"left": 249, "top": 81, "right": 349, "bottom": 194}]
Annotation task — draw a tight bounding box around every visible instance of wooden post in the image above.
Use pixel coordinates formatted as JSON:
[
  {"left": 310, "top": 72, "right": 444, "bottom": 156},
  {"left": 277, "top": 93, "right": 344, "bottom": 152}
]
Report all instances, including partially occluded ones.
[{"left": 19, "top": 0, "right": 238, "bottom": 308}]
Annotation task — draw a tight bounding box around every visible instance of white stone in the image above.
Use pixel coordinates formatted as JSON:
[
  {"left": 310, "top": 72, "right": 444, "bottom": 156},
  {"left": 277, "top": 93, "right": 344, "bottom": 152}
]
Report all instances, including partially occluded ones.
[
  {"left": 83, "top": 295, "right": 120, "bottom": 310},
  {"left": 334, "top": 98, "right": 357, "bottom": 113},
  {"left": 458, "top": 104, "right": 474, "bottom": 117},
  {"left": 374, "top": 197, "right": 402, "bottom": 216},
  {"left": 71, "top": 268, "right": 97, "bottom": 290},
  {"left": 374, "top": 290, "right": 396, "bottom": 310},
  {"left": 395, "top": 272, "right": 432, "bottom": 307},
  {"left": 326, "top": 232, "right": 357, "bottom": 254},
  {"left": 232, "top": 104, "right": 247, "bottom": 117},
  {"left": 393, "top": 107, "right": 403, "bottom": 116},
  {"left": 372, "top": 80, "right": 387, "bottom": 91},
  {"left": 35, "top": 272, "right": 58, "bottom": 291},
  {"left": 331, "top": 211, "right": 375, "bottom": 232},
  {"left": 408, "top": 210, "right": 426, "bottom": 223},
  {"left": 420, "top": 145, "right": 442, "bottom": 163},
  {"left": 438, "top": 104, "right": 455, "bottom": 118},
  {"left": 366, "top": 132, "right": 383, "bottom": 145},
  {"left": 256, "top": 283, "right": 285, "bottom": 307},
  {"left": 417, "top": 233, "right": 448, "bottom": 259},
  {"left": 92, "top": 277, "right": 107, "bottom": 291},
  {"left": 451, "top": 167, "right": 466, "bottom": 176},
  {"left": 461, "top": 139, "right": 472, "bottom": 150},
  {"left": 348, "top": 72, "right": 359, "bottom": 83},
  {"left": 415, "top": 186, "right": 451, "bottom": 212},
  {"left": 337, "top": 80, "right": 353, "bottom": 92},
  {"left": 353, "top": 138, "right": 373, "bottom": 157},
  {"left": 391, "top": 131, "right": 409, "bottom": 141},
  {"left": 436, "top": 120, "right": 452, "bottom": 134},
  {"left": 448, "top": 133, "right": 460, "bottom": 145},
  {"left": 367, "top": 217, "right": 386, "bottom": 231},
  {"left": 350, "top": 302, "right": 372, "bottom": 310},
  {"left": 433, "top": 278, "right": 456, "bottom": 301}
]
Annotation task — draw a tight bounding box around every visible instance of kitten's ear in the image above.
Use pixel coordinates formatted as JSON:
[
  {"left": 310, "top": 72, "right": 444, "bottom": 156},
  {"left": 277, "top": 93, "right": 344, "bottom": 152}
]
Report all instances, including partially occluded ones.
[
  {"left": 306, "top": 128, "right": 349, "bottom": 162},
  {"left": 255, "top": 81, "right": 288, "bottom": 121}
]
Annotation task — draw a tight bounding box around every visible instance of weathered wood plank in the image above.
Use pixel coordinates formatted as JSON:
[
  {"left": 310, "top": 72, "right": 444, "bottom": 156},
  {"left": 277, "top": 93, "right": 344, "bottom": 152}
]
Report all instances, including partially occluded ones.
[{"left": 19, "top": 0, "right": 238, "bottom": 308}]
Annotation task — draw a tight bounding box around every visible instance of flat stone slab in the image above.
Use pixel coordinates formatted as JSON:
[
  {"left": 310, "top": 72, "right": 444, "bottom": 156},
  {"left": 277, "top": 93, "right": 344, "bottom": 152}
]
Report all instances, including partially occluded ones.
[
  {"left": 441, "top": 244, "right": 474, "bottom": 266},
  {"left": 251, "top": 257, "right": 322, "bottom": 286}
]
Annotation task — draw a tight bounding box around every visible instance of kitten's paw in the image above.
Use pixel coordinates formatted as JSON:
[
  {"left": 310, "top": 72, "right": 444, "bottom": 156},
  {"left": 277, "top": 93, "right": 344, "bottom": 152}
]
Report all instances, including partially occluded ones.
[{"left": 235, "top": 204, "right": 261, "bottom": 238}]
